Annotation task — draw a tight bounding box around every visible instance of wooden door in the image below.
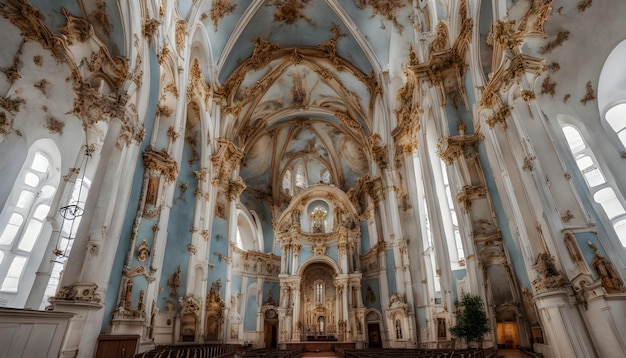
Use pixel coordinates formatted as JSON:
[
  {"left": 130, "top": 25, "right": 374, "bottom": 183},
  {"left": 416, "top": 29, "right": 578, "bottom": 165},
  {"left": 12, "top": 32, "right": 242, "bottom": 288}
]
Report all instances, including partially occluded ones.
[
  {"left": 265, "top": 322, "right": 278, "bottom": 348},
  {"left": 271, "top": 324, "right": 277, "bottom": 348},
  {"left": 367, "top": 323, "right": 381, "bottom": 348}
]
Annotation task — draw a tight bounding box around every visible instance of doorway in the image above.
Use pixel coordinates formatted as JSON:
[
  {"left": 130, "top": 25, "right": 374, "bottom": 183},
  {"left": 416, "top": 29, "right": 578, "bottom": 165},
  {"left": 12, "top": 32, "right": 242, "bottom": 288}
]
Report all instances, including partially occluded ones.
[
  {"left": 367, "top": 323, "right": 382, "bottom": 348},
  {"left": 497, "top": 321, "right": 519, "bottom": 349},
  {"left": 265, "top": 322, "right": 278, "bottom": 348}
]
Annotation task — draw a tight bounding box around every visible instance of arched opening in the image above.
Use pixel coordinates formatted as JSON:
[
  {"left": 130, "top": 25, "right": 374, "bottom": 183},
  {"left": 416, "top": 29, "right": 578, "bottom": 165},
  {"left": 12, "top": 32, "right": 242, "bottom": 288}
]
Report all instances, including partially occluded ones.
[{"left": 300, "top": 262, "right": 337, "bottom": 341}]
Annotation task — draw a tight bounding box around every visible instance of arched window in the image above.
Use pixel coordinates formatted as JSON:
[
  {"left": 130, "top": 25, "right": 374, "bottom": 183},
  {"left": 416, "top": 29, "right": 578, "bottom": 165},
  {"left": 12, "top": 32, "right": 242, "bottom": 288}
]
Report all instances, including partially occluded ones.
[
  {"left": 440, "top": 160, "right": 464, "bottom": 263},
  {"left": 605, "top": 104, "right": 626, "bottom": 148},
  {"left": 0, "top": 146, "right": 59, "bottom": 302},
  {"left": 314, "top": 280, "right": 324, "bottom": 305},
  {"left": 295, "top": 163, "right": 307, "bottom": 190},
  {"left": 282, "top": 169, "right": 292, "bottom": 195},
  {"left": 235, "top": 209, "right": 262, "bottom": 252},
  {"left": 563, "top": 125, "right": 626, "bottom": 246},
  {"left": 281, "top": 158, "right": 334, "bottom": 197}
]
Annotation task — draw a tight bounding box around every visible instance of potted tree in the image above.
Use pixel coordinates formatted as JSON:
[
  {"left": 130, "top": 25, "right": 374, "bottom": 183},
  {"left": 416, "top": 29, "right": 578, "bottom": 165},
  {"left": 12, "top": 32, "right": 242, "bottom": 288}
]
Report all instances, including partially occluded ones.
[{"left": 449, "top": 293, "right": 490, "bottom": 349}]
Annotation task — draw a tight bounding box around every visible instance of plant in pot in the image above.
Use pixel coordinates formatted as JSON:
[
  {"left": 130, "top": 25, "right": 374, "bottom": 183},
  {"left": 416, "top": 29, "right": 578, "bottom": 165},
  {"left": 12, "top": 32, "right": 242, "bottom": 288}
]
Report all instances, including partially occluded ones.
[{"left": 449, "top": 293, "right": 490, "bottom": 349}]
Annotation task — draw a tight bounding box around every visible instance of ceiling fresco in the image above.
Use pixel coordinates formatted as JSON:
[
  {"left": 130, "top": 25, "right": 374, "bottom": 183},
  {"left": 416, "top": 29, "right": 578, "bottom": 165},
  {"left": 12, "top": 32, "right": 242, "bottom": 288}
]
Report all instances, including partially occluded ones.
[
  {"left": 15, "top": 0, "right": 625, "bottom": 215},
  {"left": 197, "top": 0, "right": 414, "bottom": 82}
]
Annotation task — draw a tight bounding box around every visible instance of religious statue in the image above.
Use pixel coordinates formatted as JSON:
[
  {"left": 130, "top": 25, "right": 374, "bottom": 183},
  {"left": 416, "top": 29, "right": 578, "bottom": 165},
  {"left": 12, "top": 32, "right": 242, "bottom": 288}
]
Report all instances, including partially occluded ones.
[
  {"left": 292, "top": 209, "right": 301, "bottom": 226},
  {"left": 138, "top": 290, "right": 145, "bottom": 313},
  {"left": 145, "top": 175, "right": 159, "bottom": 206},
  {"left": 589, "top": 241, "right": 625, "bottom": 293},
  {"left": 167, "top": 265, "right": 181, "bottom": 297},
  {"left": 366, "top": 285, "right": 376, "bottom": 305},
  {"left": 310, "top": 207, "right": 327, "bottom": 233},
  {"left": 281, "top": 285, "right": 291, "bottom": 307},
  {"left": 123, "top": 278, "right": 133, "bottom": 311}
]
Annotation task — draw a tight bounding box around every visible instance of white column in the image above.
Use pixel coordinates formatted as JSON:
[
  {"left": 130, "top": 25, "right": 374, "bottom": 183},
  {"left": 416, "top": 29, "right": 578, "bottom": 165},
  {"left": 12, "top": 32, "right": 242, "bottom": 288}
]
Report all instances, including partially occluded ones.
[
  {"left": 53, "top": 118, "right": 141, "bottom": 358},
  {"left": 291, "top": 281, "right": 301, "bottom": 341},
  {"left": 291, "top": 244, "right": 301, "bottom": 274},
  {"left": 535, "top": 290, "right": 598, "bottom": 358}
]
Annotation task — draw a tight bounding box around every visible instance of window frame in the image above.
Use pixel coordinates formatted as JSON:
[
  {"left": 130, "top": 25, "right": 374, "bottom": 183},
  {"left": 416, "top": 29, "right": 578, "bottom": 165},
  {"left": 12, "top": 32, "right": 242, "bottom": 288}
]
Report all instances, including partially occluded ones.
[
  {"left": 562, "top": 124, "right": 626, "bottom": 246},
  {"left": 0, "top": 150, "right": 57, "bottom": 294}
]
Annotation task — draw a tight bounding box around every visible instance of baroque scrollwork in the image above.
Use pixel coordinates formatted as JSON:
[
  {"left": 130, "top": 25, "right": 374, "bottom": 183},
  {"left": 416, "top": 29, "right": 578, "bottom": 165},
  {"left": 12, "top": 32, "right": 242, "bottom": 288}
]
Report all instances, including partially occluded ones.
[
  {"left": 50, "top": 282, "right": 102, "bottom": 304},
  {"left": 368, "top": 133, "right": 389, "bottom": 170},
  {"left": 142, "top": 146, "right": 179, "bottom": 182},
  {"left": 588, "top": 241, "right": 625, "bottom": 293},
  {"left": 209, "top": 0, "right": 237, "bottom": 30},
  {"left": 532, "top": 252, "right": 565, "bottom": 293}
]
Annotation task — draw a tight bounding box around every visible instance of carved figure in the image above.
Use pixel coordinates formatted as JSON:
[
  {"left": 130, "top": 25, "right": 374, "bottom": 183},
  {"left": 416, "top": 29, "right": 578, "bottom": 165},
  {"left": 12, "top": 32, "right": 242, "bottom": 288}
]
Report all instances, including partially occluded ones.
[
  {"left": 167, "top": 265, "right": 181, "bottom": 297},
  {"left": 136, "top": 239, "right": 150, "bottom": 262},
  {"left": 123, "top": 278, "right": 133, "bottom": 311},
  {"left": 590, "top": 242, "right": 625, "bottom": 293},
  {"left": 366, "top": 285, "right": 376, "bottom": 305},
  {"left": 146, "top": 175, "right": 159, "bottom": 205}
]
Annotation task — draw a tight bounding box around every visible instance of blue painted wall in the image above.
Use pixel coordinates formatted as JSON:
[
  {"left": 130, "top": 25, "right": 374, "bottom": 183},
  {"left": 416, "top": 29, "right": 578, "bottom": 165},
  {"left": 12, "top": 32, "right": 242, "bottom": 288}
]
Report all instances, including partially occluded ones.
[
  {"left": 575, "top": 231, "right": 608, "bottom": 278},
  {"left": 451, "top": 269, "right": 467, "bottom": 300},
  {"left": 385, "top": 249, "right": 397, "bottom": 294},
  {"left": 361, "top": 277, "right": 382, "bottom": 312},
  {"left": 263, "top": 281, "right": 280, "bottom": 306},
  {"left": 300, "top": 245, "right": 312, "bottom": 263},
  {"left": 360, "top": 220, "right": 371, "bottom": 254},
  {"left": 156, "top": 139, "right": 200, "bottom": 310},
  {"left": 326, "top": 246, "right": 339, "bottom": 262},
  {"left": 244, "top": 279, "right": 258, "bottom": 331},
  {"left": 231, "top": 274, "right": 243, "bottom": 295},
  {"left": 177, "top": 1, "right": 193, "bottom": 19},
  {"left": 444, "top": 94, "right": 473, "bottom": 136},
  {"left": 208, "top": 217, "right": 229, "bottom": 294}
]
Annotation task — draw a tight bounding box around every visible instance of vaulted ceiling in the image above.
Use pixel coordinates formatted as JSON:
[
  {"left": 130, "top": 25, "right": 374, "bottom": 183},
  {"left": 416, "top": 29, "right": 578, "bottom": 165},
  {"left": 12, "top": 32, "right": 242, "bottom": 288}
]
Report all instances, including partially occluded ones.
[
  {"left": 11, "top": 0, "right": 626, "bottom": 205},
  {"left": 203, "top": 0, "right": 415, "bottom": 200}
]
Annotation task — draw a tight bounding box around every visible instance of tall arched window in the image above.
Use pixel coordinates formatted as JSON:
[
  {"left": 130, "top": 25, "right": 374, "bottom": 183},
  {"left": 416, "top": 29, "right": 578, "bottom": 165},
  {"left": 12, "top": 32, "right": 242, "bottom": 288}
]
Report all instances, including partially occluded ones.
[
  {"left": 0, "top": 144, "right": 59, "bottom": 306},
  {"left": 235, "top": 209, "right": 262, "bottom": 252},
  {"left": 295, "top": 163, "right": 307, "bottom": 190},
  {"left": 314, "top": 280, "right": 324, "bottom": 305},
  {"left": 562, "top": 125, "right": 626, "bottom": 246},
  {"left": 605, "top": 104, "right": 626, "bottom": 148},
  {"left": 440, "top": 160, "right": 464, "bottom": 263},
  {"left": 282, "top": 169, "right": 292, "bottom": 195}
]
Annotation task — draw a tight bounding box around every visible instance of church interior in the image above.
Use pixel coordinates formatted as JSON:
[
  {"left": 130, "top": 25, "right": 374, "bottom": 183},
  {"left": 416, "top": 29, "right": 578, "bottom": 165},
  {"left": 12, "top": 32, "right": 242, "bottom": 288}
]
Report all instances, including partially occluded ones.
[{"left": 0, "top": 0, "right": 625, "bottom": 357}]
